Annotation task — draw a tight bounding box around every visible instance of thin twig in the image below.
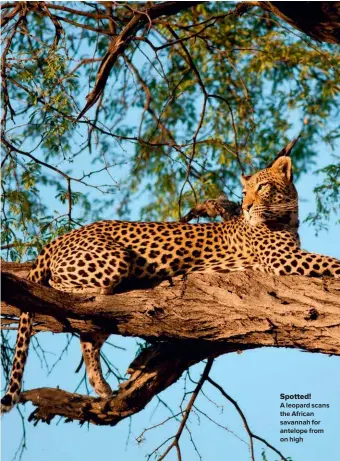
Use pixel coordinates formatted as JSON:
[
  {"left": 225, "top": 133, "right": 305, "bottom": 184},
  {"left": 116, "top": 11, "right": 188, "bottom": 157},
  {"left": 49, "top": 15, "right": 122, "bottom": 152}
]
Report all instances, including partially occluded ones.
[
  {"left": 207, "top": 377, "right": 289, "bottom": 461},
  {"left": 156, "top": 359, "right": 214, "bottom": 461}
]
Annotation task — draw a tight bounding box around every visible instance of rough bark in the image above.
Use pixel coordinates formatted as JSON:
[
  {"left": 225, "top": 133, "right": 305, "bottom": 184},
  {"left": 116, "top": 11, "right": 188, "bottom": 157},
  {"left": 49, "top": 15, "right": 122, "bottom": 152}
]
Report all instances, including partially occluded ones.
[
  {"left": 20, "top": 342, "right": 242, "bottom": 426},
  {"left": 1, "top": 261, "right": 340, "bottom": 425},
  {"left": 237, "top": 1, "right": 340, "bottom": 44},
  {"left": 266, "top": 1, "right": 340, "bottom": 44}
]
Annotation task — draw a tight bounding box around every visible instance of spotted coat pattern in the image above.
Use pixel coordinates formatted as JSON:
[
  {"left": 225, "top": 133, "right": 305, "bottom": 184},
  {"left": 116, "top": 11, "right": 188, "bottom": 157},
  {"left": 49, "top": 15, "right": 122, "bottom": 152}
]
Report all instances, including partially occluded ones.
[{"left": 2, "top": 156, "right": 340, "bottom": 412}]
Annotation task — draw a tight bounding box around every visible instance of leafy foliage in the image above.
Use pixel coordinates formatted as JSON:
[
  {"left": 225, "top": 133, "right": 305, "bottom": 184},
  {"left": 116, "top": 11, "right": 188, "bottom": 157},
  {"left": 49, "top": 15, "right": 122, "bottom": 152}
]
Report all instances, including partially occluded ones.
[
  {"left": 1, "top": 1, "right": 339, "bottom": 261},
  {"left": 305, "top": 160, "right": 340, "bottom": 233}
]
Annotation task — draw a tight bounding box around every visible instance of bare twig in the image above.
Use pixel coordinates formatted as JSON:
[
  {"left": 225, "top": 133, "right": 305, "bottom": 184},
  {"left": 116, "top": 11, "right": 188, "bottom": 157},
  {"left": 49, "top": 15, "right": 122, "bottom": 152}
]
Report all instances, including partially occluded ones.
[
  {"left": 207, "top": 377, "right": 289, "bottom": 461},
  {"left": 151, "top": 359, "right": 214, "bottom": 460}
]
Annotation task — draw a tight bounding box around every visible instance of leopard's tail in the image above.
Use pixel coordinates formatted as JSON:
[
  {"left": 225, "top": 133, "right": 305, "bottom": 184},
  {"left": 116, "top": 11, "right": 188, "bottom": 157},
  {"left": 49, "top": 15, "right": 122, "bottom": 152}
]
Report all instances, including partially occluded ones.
[
  {"left": 1, "top": 249, "right": 51, "bottom": 414},
  {"left": 1, "top": 312, "right": 33, "bottom": 413}
]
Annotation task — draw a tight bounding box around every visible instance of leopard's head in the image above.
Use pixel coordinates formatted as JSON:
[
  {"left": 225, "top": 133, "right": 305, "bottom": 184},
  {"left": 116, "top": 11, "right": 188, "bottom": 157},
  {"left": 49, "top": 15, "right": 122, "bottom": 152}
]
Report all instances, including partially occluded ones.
[{"left": 241, "top": 153, "right": 298, "bottom": 228}]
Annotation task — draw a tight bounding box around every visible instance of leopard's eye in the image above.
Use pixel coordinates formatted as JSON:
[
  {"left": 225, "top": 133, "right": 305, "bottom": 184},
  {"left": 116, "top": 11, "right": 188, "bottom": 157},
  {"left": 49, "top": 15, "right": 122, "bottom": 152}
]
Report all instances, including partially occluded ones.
[
  {"left": 257, "top": 182, "right": 268, "bottom": 192},
  {"left": 242, "top": 190, "right": 247, "bottom": 197}
]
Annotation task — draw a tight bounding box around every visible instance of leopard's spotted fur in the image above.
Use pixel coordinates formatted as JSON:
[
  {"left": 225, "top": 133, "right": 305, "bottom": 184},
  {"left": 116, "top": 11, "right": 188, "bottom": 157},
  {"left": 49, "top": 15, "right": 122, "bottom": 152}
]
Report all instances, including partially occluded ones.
[{"left": 2, "top": 154, "right": 340, "bottom": 413}]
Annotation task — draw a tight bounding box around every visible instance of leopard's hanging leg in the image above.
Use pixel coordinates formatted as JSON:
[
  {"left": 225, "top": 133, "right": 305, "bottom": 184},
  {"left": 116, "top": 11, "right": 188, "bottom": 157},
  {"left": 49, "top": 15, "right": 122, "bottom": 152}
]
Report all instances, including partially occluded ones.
[{"left": 80, "top": 332, "right": 112, "bottom": 397}]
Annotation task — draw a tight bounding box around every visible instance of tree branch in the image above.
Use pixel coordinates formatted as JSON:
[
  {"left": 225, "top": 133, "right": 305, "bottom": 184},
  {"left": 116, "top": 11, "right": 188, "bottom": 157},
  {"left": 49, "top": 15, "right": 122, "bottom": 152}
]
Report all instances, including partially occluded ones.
[
  {"left": 157, "top": 358, "right": 214, "bottom": 460},
  {"left": 207, "top": 377, "right": 288, "bottom": 461},
  {"left": 20, "top": 342, "right": 220, "bottom": 427},
  {"left": 2, "top": 262, "right": 340, "bottom": 351},
  {"left": 1, "top": 261, "right": 340, "bottom": 425},
  {"left": 235, "top": 2, "right": 340, "bottom": 44},
  {"left": 77, "top": 1, "right": 203, "bottom": 120}
]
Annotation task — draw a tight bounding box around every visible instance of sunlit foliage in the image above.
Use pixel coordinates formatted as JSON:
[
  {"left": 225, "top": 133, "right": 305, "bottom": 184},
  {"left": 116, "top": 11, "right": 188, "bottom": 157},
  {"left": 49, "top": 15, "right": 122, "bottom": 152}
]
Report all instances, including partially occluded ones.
[{"left": 1, "top": 2, "right": 339, "bottom": 261}]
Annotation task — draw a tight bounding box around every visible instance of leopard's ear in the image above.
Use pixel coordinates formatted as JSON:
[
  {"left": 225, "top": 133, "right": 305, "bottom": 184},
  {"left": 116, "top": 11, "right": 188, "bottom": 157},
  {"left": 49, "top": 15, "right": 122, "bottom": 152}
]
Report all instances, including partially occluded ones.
[
  {"left": 240, "top": 175, "right": 251, "bottom": 186},
  {"left": 265, "top": 135, "right": 300, "bottom": 181},
  {"left": 271, "top": 157, "right": 292, "bottom": 182}
]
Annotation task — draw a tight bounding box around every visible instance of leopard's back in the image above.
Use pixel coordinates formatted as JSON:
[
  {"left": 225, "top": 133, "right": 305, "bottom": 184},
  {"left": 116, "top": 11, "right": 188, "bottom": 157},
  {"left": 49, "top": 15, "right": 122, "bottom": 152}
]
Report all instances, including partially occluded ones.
[{"left": 29, "top": 219, "right": 248, "bottom": 294}]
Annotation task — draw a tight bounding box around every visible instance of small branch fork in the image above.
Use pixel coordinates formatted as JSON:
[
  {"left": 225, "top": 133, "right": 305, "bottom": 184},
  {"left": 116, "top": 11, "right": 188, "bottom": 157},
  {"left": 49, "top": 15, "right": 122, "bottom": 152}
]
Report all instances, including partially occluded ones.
[
  {"left": 207, "top": 377, "right": 288, "bottom": 461},
  {"left": 0, "top": 137, "right": 105, "bottom": 234},
  {"left": 154, "top": 359, "right": 214, "bottom": 461}
]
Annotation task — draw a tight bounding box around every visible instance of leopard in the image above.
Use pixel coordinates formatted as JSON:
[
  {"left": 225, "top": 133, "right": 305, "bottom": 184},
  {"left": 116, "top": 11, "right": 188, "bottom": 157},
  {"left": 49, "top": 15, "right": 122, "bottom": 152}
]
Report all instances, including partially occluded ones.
[{"left": 2, "top": 143, "right": 340, "bottom": 413}]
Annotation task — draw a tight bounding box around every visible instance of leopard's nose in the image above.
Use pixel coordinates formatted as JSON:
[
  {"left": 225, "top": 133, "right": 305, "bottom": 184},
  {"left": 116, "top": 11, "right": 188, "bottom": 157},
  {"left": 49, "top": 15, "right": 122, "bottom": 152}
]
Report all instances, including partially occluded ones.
[{"left": 243, "top": 202, "right": 253, "bottom": 212}]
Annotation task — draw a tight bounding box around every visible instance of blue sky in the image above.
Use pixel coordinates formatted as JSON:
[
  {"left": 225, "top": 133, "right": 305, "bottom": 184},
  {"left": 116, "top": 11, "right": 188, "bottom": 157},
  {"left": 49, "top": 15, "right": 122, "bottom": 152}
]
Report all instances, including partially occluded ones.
[{"left": 2, "top": 10, "right": 340, "bottom": 461}]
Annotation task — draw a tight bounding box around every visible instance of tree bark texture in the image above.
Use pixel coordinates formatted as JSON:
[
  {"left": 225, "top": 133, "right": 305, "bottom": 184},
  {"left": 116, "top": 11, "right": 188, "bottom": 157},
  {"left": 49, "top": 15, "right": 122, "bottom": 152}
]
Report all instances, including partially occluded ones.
[
  {"left": 242, "top": 1, "right": 340, "bottom": 44},
  {"left": 1, "top": 261, "right": 340, "bottom": 425}
]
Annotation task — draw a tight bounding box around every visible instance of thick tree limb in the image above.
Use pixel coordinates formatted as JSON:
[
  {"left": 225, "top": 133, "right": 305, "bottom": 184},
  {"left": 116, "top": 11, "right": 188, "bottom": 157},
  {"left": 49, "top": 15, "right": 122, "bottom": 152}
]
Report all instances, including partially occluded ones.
[
  {"left": 264, "top": 1, "right": 340, "bottom": 44},
  {"left": 2, "top": 262, "right": 340, "bottom": 354},
  {"left": 1, "top": 262, "right": 340, "bottom": 425},
  {"left": 236, "top": 1, "right": 340, "bottom": 44}
]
